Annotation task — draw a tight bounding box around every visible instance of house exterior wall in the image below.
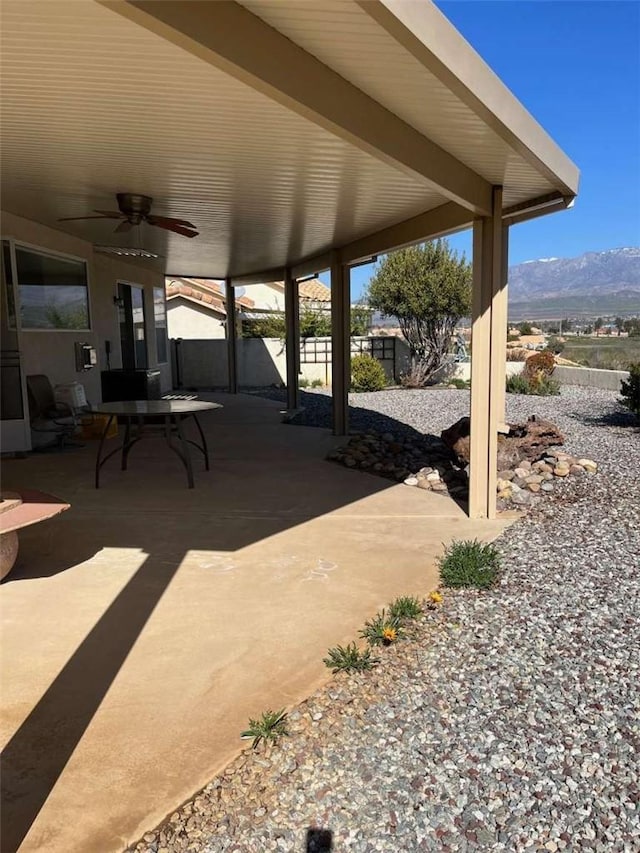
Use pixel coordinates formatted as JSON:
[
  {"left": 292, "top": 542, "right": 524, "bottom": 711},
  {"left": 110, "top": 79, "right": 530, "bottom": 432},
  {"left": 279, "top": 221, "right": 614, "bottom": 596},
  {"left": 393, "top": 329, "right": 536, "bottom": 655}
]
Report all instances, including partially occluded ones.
[
  {"left": 167, "top": 299, "right": 226, "bottom": 340},
  {"left": 243, "top": 282, "right": 284, "bottom": 311},
  {"left": 0, "top": 211, "right": 169, "bottom": 404}
]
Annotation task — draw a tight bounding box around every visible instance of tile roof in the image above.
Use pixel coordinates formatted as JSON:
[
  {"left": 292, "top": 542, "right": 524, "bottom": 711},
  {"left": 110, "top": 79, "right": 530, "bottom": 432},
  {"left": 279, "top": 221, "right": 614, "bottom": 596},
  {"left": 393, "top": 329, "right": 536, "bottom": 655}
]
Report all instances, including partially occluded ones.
[
  {"left": 299, "top": 279, "right": 331, "bottom": 302},
  {"left": 165, "top": 278, "right": 254, "bottom": 312}
]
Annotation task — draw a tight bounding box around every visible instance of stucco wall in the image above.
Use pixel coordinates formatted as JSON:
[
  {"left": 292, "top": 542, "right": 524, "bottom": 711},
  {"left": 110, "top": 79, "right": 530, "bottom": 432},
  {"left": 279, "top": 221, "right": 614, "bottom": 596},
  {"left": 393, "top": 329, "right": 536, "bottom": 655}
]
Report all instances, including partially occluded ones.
[
  {"left": 1, "top": 211, "right": 169, "bottom": 403},
  {"left": 172, "top": 336, "right": 411, "bottom": 389},
  {"left": 167, "top": 299, "right": 226, "bottom": 340},
  {"left": 243, "top": 282, "right": 284, "bottom": 311}
]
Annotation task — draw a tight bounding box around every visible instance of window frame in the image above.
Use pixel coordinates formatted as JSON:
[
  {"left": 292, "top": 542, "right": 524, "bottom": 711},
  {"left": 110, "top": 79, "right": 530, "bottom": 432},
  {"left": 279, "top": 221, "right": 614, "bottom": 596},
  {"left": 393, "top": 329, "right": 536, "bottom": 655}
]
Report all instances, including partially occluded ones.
[{"left": 8, "top": 239, "right": 92, "bottom": 332}]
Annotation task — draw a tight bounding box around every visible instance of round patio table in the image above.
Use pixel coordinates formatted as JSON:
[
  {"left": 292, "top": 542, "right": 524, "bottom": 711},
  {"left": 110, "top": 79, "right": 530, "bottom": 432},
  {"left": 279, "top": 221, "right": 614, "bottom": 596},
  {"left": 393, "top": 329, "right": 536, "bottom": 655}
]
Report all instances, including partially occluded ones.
[{"left": 91, "top": 400, "right": 221, "bottom": 489}]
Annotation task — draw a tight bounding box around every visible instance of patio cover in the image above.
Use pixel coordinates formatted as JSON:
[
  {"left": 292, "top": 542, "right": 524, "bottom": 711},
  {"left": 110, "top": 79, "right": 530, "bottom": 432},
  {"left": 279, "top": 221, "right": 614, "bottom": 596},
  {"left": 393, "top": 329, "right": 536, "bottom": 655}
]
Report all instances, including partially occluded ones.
[{"left": 0, "top": 0, "right": 580, "bottom": 516}]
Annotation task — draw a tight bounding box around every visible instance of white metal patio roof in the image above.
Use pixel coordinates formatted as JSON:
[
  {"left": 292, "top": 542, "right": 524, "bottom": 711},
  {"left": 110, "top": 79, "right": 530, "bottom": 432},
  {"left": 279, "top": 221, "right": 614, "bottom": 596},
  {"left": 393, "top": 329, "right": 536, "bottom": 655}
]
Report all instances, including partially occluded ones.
[{"left": 0, "top": 0, "right": 579, "bottom": 278}]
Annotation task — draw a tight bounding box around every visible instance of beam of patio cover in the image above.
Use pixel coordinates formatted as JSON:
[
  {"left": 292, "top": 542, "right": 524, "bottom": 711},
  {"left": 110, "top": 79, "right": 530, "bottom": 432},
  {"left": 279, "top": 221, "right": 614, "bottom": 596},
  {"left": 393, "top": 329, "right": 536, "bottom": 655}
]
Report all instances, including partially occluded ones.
[{"left": 101, "top": 0, "right": 493, "bottom": 216}]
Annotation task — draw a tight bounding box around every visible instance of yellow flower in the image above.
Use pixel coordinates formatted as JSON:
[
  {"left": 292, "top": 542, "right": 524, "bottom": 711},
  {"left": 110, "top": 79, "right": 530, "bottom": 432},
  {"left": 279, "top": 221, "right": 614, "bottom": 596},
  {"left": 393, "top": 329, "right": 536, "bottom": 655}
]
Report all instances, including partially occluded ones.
[
  {"left": 429, "top": 590, "right": 443, "bottom": 605},
  {"left": 382, "top": 626, "right": 397, "bottom": 642}
]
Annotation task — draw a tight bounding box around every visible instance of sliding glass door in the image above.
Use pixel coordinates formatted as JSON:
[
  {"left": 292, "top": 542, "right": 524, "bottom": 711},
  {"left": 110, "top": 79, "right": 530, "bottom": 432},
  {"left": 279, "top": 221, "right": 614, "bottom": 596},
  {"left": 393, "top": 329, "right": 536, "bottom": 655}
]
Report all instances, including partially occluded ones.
[{"left": 118, "top": 282, "right": 148, "bottom": 369}]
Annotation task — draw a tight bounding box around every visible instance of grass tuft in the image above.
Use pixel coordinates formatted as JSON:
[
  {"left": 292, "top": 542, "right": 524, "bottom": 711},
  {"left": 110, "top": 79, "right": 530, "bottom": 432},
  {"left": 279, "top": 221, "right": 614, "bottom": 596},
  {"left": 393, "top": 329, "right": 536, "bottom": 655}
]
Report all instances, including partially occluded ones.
[
  {"left": 359, "top": 609, "right": 403, "bottom": 646},
  {"left": 241, "top": 708, "right": 289, "bottom": 749},
  {"left": 438, "top": 539, "right": 501, "bottom": 589},
  {"left": 388, "top": 595, "right": 423, "bottom": 621},
  {"left": 323, "top": 642, "right": 379, "bottom": 673}
]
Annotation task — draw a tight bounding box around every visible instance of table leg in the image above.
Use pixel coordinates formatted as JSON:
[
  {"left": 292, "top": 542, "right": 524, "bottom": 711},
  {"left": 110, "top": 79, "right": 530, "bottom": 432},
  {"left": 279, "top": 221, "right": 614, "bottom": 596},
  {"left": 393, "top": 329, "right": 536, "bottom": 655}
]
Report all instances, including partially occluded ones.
[
  {"left": 192, "top": 414, "right": 210, "bottom": 470},
  {"left": 95, "top": 414, "right": 115, "bottom": 489},
  {"left": 175, "top": 414, "right": 194, "bottom": 488},
  {"left": 121, "top": 417, "right": 131, "bottom": 470}
]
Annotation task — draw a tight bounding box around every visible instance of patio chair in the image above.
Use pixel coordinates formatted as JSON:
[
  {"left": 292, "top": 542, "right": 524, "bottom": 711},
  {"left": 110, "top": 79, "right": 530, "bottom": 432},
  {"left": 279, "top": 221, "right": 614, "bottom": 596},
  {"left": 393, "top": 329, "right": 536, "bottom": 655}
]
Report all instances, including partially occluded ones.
[{"left": 26, "top": 374, "right": 82, "bottom": 450}]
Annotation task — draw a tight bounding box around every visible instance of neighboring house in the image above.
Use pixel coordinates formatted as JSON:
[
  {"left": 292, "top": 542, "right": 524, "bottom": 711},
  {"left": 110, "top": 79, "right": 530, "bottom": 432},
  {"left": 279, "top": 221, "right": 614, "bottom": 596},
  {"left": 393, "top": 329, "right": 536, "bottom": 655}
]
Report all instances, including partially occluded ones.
[
  {"left": 242, "top": 279, "right": 331, "bottom": 314},
  {"left": 167, "top": 277, "right": 332, "bottom": 339},
  {"left": 165, "top": 278, "right": 254, "bottom": 339}
]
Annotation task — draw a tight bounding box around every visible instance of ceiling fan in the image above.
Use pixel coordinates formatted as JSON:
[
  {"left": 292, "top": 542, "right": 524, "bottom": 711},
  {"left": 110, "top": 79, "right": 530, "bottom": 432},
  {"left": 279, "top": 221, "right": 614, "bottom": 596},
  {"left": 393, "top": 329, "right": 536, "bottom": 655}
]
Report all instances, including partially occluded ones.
[{"left": 58, "top": 193, "right": 199, "bottom": 238}]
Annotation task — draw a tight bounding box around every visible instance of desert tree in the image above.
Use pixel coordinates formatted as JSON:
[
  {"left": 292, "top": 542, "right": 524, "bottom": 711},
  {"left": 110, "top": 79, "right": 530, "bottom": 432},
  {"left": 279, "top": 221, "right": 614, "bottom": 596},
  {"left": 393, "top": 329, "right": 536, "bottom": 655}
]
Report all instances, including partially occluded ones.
[{"left": 366, "top": 239, "right": 471, "bottom": 383}]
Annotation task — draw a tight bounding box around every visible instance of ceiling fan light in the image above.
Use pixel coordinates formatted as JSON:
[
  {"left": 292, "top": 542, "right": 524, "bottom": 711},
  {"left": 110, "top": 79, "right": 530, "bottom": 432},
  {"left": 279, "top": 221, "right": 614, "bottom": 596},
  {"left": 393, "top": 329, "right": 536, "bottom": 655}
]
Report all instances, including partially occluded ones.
[{"left": 94, "top": 245, "right": 162, "bottom": 260}]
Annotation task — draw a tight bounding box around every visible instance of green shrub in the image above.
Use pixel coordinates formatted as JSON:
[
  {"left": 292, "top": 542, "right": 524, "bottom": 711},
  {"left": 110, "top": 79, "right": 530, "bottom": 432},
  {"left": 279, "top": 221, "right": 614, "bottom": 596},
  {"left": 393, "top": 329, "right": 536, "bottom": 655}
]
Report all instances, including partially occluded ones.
[
  {"left": 299, "top": 378, "right": 310, "bottom": 388},
  {"left": 241, "top": 708, "right": 289, "bottom": 749},
  {"left": 620, "top": 362, "right": 640, "bottom": 418},
  {"left": 505, "top": 373, "right": 531, "bottom": 395},
  {"left": 530, "top": 374, "right": 560, "bottom": 396},
  {"left": 389, "top": 595, "right": 423, "bottom": 620},
  {"left": 438, "top": 539, "right": 501, "bottom": 589},
  {"left": 359, "top": 610, "right": 403, "bottom": 646},
  {"left": 242, "top": 315, "right": 286, "bottom": 338},
  {"left": 323, "top": 642, "right": 378, "bottom": 673},
  {"left": 310, "top": 378, "right": 324, "bottom": 388},
  {"left": 448, "top": 378, "right": 470, "bottom": 390},
  {"left": 351, "top": 353, "right": 387, "bottom": 392},
  {"left": 506, "top": 371, "right": 560, "bottom": 396},
  {"left": 300, "top": 308, "right": 331, "bottom": 338}
]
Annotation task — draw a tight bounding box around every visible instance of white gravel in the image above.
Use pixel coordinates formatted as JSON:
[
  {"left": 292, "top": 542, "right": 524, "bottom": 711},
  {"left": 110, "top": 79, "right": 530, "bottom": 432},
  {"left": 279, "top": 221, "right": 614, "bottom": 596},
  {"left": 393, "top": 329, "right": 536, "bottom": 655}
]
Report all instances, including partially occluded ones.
[{"left": 130, "top": 387, "right": 640, "bottom": 853}]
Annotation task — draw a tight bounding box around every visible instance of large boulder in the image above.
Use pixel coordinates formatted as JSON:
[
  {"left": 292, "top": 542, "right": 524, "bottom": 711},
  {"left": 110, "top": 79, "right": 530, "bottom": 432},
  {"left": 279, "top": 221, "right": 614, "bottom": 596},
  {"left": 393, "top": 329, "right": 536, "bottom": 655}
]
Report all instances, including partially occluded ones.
[
  {"left": 440, "top": 417, "right": 471, "bottom": 465},
  {"left": 441, "top": 415, "right": 564, "bottom": 467}
]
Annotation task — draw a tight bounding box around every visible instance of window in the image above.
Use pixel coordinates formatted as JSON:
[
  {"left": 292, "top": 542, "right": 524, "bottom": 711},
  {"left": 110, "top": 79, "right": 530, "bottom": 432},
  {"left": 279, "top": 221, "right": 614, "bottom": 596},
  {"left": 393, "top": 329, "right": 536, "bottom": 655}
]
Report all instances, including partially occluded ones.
[
  {"left": 154, "top": 286, "right": 168, "bottom": 363},
  {"left": 15, "top": 246, "right": 90, "bottom": 330}
]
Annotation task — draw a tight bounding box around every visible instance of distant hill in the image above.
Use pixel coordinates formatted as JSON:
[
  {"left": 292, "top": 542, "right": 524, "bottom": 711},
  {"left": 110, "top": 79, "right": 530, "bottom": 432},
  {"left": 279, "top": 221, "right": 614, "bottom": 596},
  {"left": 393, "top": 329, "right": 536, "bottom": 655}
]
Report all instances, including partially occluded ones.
[{"left": 508, "top": 247, "right": 640, "bottom": 319}]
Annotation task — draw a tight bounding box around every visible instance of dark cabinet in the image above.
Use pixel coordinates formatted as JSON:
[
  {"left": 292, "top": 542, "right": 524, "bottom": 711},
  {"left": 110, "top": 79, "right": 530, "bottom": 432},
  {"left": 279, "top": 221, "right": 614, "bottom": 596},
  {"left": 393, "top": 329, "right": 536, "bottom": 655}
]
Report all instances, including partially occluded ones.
[{"left": 101, "top": 369, "right": 161, "bottom": 402}]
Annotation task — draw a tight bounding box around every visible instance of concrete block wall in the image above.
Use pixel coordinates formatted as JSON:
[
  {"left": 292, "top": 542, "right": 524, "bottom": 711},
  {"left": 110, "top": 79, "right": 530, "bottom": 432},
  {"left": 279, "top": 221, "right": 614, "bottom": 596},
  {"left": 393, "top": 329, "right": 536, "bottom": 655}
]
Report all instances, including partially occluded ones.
[{"left": 554, "top": 365, "right": 629, "bottom": 391}]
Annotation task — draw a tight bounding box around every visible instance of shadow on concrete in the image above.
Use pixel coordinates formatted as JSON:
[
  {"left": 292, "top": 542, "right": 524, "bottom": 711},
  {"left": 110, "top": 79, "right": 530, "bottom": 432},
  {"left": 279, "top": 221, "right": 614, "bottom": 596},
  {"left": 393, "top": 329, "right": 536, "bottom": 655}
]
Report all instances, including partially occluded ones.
[
  {"left": 0, "top": 391, "right": 467, "bottom": 850},
  {"left": 0, "top": 548, "right": 184, "bottom": 852}
]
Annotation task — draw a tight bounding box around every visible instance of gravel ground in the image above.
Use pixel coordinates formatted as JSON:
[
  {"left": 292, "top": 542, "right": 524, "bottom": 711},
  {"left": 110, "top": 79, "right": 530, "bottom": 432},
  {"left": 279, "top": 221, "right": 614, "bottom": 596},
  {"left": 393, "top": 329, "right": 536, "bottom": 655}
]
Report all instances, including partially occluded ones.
[{"left": 130, "top": 387, "right": 639, "bottom": 853}]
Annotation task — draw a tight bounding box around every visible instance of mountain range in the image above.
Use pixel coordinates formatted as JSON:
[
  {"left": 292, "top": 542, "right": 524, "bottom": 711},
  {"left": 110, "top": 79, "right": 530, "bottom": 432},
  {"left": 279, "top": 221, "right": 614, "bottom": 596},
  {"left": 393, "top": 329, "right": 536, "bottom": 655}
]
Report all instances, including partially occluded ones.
[{"left": 508, "top": 247, "right": 640, "bottom": 319}]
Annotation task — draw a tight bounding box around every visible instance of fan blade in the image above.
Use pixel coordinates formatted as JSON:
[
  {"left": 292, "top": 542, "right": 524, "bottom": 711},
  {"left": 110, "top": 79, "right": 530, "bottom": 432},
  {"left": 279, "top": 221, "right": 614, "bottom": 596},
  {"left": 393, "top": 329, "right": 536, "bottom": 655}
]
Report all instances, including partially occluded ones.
[
  {"left": 147, "top": 214, "right": 197, "bottom": 229},
  {"left": 58, "top": 214, "right": 114, "bottom": 222},
  {"left": 93, "top": 210, "right": 127, "bottom": 219},
  {"left": 114, "top": 220, "right": 134, "bottom": 233},
  {"left": 149, "top": 220, "right": 199, "bottom": 238}
]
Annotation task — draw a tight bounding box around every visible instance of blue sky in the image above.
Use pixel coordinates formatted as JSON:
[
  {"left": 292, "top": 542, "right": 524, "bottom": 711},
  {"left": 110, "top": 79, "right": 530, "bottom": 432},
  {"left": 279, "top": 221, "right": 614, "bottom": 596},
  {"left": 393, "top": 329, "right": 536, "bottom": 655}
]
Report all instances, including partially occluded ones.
[{"left": 339, "top": 1, "right": 640, "bottom": 300}]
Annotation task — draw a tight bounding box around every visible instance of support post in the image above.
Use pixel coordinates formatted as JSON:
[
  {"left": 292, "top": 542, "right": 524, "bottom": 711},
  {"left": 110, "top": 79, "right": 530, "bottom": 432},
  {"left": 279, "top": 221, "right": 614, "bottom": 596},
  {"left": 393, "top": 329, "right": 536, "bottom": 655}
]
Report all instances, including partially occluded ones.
[
  {"left": 494, "top": 225, "right": 510, "bottom": 431},
  {"left": 284, "top": 267, "right": 300, "bottom": 411},
  {"left": 225, "top": 277, "right": 238, "bottom": 394},
  {"left": 469, "top": 187, "right": 503, "bottom": 519},
  {"left": 331, "top": 252, "right": 350, "bottom": 435}
]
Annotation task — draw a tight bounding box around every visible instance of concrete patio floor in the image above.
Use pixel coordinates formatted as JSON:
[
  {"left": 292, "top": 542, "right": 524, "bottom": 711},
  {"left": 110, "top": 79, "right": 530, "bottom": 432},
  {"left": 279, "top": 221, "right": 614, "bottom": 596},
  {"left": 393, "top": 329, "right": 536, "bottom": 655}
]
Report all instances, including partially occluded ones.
[{"left": 1, "top": 393, "right": 513, "bottom": 853}]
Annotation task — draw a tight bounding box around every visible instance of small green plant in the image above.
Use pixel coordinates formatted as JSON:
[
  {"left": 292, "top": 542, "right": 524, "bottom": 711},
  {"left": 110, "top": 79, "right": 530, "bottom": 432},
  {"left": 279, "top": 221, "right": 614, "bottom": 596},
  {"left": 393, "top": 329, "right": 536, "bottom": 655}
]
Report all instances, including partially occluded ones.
[
  {"left": 241, "top": 708, "right": 289, "bottom": 749},
  {"left": 438, "top": 539, "right": 501, "bottom": 589},
  {"left": 299, "top": 378, "right": 310, "bottom": 388},
  {"left": 448, "top": 377, "right": 470, "bottom": 390},
  {"left": 530, "top": 374, "right": 560, "bottom": 396},
  {"left": 323, "top": 642, "right": 379, "bottom": 673},
  {"left": 506, "top": 372, "right": 560, "bottom": 396},
  {"left": 505, "top": 373, "right": 531, "bottom": 395},
  {"left": 620, "top": 362, "right": 640, "bottom": 418},
  {"left": 388, "top": 595, "right": 423, "bottom": 621},
  {"left": 359, "top": 609, "right": 403, "bottom": 646},
  {"left": 351, "top": 353, "right": 387, "bottom": 392},
  {"left": 310, "top": 378, "right": 324, "bottom": 388}
]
